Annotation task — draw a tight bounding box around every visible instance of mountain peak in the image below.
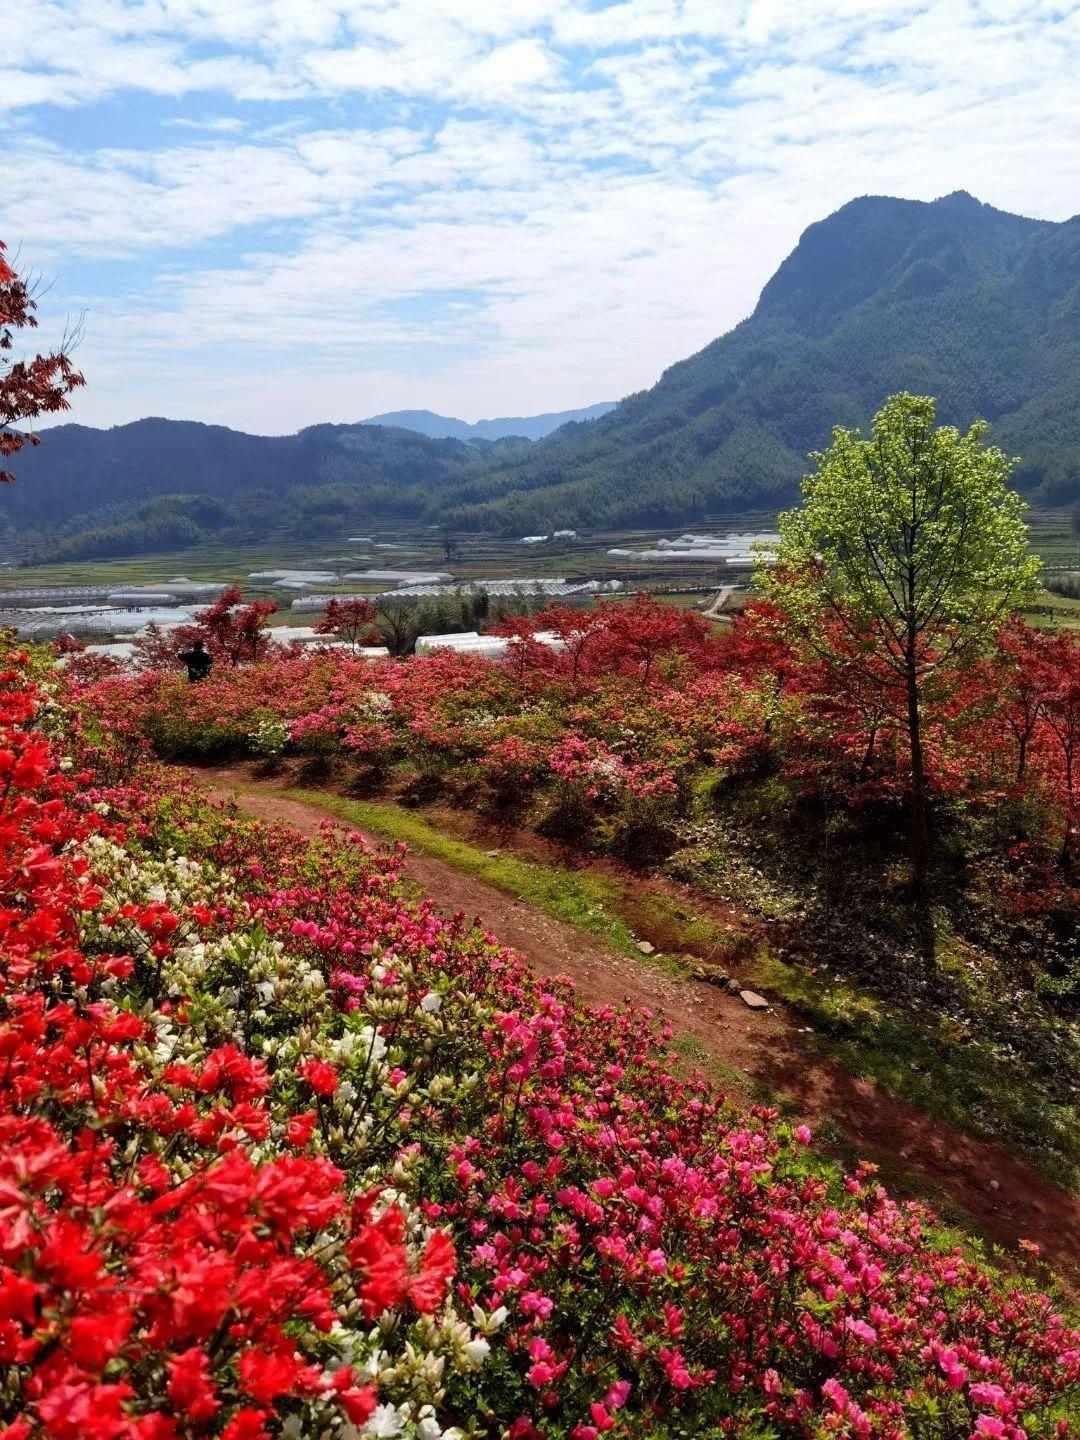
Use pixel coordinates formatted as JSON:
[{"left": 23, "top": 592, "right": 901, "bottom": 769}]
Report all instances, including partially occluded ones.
[{"left": 753, "top": 189, "right": 1045, "bottom": 328}]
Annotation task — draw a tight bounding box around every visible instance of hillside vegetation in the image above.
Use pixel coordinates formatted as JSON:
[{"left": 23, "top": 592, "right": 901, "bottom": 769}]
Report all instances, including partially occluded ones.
[
  {"left": 71, "top": 580, "right": 1080, "bottom": 1185},
  {"left": 21, "top": 595, "right": 1080, "bottom": 1440}
]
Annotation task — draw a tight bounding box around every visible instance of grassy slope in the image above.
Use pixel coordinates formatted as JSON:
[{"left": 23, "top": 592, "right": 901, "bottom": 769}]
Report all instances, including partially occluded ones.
[{"left": 754, "top": 953, "right": 1079, "bottom": 1191}]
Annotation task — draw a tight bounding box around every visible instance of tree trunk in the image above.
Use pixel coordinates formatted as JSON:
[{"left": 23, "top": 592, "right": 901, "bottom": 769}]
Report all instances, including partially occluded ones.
[
  {"left": 857, "top": 719, "right": 879, "bottom": 783},
  {"left": 905, "top": 650, "right": 934, "bottom": 957}
]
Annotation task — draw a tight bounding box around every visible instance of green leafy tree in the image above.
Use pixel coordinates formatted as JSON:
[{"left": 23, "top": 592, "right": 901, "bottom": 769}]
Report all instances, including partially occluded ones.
[{"left": 762, "top": 393, "right": 1040, "bottom": 907}]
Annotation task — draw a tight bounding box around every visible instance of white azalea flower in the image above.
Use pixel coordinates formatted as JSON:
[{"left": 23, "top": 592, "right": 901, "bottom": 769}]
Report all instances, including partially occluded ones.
[
  {"left": 463, "top": 1338, "right": 490, "bottom": 1366},
  {"left": 364, "top": 1403, "right": 403, "bottom": 1437}
]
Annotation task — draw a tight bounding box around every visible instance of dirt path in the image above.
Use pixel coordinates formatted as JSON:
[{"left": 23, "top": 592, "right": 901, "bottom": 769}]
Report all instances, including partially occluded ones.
[
  {"left": 700, "top": 584, "right": 736, "bottom": 619},
  {"left": 192, "top": 764, "right": 1080, "bottom": 1286}
]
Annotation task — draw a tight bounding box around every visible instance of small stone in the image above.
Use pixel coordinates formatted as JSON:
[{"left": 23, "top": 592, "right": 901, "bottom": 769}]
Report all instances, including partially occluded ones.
[
  {"left": 485, "top": 849, "right": 500, "bottom": 857},
  {"left": 726, "top": 978, "right": 742, "bottom": 995},
  {"left": 989, "top": 1179, "right": 1001, "bottom": 1192},
  {"left": 693, "top": 966, "right": 729, "bottom": 988},
  {"left": 636, "top": 940, "right": 655, "bottom": 955},
  {"left": 739, "top": 989, "right": 770, "bottom": 1011}
]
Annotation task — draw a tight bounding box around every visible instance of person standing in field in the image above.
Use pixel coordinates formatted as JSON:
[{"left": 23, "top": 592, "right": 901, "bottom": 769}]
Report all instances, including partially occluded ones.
[{"left": 178, "top": 637, "right": 213, "bottom": 682}]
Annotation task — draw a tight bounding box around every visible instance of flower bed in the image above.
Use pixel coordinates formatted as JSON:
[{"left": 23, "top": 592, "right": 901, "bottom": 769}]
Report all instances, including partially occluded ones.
[{"left": 5, "top": 642, "right": 1078, "bottom": 1437}]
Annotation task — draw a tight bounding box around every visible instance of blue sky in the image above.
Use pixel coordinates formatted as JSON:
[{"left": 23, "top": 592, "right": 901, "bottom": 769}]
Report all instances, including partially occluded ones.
[{"left": 7, "top": 0, "right": 1080, "bottom": 433}]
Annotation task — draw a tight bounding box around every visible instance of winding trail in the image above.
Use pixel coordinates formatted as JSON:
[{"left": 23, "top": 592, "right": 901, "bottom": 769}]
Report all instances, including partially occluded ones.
[{"left": 192, "top": 763, "right": 1080, "bottom": 1286}]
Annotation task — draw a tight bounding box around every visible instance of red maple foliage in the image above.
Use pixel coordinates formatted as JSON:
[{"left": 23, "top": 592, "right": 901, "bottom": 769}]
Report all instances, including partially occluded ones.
[
  {"left": 590, "top": 595, "right": 715, "bottom": 681},
  {"left": 190, "top": 587, "right": 278, "bottom": 668},
  {"left": 314, "top": 597, "right": 379, "bottom": 648},
  {"left": 532, "top": 605, "right": 607, "bottom": 686},
  {"left": 0, "top": 240, "right": 85, "bottom": 483}
]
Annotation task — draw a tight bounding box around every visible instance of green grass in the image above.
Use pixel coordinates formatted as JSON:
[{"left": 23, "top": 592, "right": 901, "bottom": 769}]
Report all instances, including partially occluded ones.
[
  {"left": 751, "top": 950, "right": 1080, "bottom": 1191},
  {"left": 1024, "top": 586, "right": 1080, "bottom": 631},
  {"left": 669, "top": 1032, "right": 780, "bottom": 1107},
  {"left": 285, "top": 787, "right": 658, "bottom": 961}
]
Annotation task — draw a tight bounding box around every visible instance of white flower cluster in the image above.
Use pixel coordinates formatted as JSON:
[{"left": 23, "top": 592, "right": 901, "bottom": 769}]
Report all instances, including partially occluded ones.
[{"left": 249, "top": 714, "right": 290, "bottom": 756}]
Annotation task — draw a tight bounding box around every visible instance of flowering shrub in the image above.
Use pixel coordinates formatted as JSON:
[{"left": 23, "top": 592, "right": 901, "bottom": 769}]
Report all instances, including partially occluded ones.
[
  {"left": 67, "top": 600, "right": 1080, "bottom": 1013},
  {"left": 81, "top": 602, "right": 1080, "bottom": 850},
  {"left": 12, "top": 639, "right": 1080, "bottom": 1438},
  {"left": 0, "top": 649, "right": 489, "bottom": 1438},
  {"left": 477, "top": 735, "right": 549, "bottom": 805},
  {"left": 249, "top": 715, "right": 290, "bottom": 758},
  {"left": 289, "top": 704, "right": 350, "bottom": 758}
]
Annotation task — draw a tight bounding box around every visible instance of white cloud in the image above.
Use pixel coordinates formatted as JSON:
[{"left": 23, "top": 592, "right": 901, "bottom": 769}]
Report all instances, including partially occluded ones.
[{"left": 7, "top": 0, "right": 1080, "bottom": 430}]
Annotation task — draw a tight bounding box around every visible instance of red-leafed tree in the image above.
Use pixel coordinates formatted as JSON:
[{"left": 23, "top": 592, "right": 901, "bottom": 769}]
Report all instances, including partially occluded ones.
[
  {"left": 1, "top": 240, "right": 85, "bottom": 482},
  {"left": 492, "top": 613, "right": 557, "bottom": 684},
  {"left": 131, "top": 622, "right": 185, "bottom": 671},
  {"left": 193, "top": 586, "right": 278, "bottom": 667},
  {"left": 316, "top": 597, "right": 379, "bottom": 649},
  {"left": 720, "top": 599, "right": 803, "bottom": 738},
  {"left": 994, "top": 619, "right": 1057, "bottom": 782},
  {"left": 594, "top": 595, "right": 713, "bottom": 682},
  {"left": 533, "top": 604, "right": 606, "bottom": 685},
  {"left": 1041, "top": 631, "right": 1080, "bottom": 866}
]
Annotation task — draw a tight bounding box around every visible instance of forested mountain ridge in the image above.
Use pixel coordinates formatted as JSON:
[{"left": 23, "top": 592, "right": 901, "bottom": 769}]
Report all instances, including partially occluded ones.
[
  {"left": 442, "top": 192, "right": 1080, "bottom": 532},
  {"left": 7, "top": 419, "right": 478, "bottom": 528},
  {"left": 5, "top": 419, "right": 494, "bottom": 557},
  {"left": 5, "top": 411, "right": 593, "bottom": 557},
  {"left": 10, "top": 191, "right": 1080, "bottom": 556}
]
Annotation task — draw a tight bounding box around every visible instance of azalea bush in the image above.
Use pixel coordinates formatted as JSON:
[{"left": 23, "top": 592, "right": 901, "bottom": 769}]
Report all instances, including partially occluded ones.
[
  {"left": 477, "top": 736, "right": 549, "bottom": 808},
  {"left": 5, "top": 639, "right": 1080, "bottom": 1437}
]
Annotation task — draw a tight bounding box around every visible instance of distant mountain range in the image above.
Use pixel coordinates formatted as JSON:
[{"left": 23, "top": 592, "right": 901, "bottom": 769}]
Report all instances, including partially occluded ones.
[
  {"left": 8, "top": 190, "right": 1080, "bottom": 559},
  {"left": 363, "top": 403, "right": 616, "bottom": 442},
  {"left": 3, "top": 421, "right": 488, "bottom": 560}
]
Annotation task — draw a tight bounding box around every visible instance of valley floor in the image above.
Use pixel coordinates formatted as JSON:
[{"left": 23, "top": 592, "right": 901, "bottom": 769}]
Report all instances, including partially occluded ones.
[{"left": 192, "top": 761, "right": 1080, "bottom": 1287}]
